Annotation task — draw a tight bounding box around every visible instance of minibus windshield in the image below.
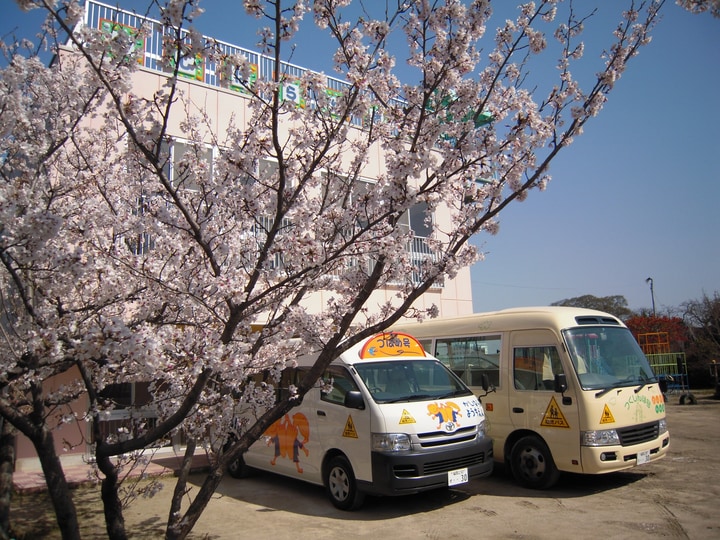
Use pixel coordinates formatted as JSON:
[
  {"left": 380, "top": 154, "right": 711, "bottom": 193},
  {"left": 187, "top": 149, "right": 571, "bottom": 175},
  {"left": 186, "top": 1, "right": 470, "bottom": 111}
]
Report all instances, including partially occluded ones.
[
  {"left": 354, "top": 359, "right": 472, "bottom": 403},
  {"left": 563, "top": 326, "right": 657, "bottom": 391}
]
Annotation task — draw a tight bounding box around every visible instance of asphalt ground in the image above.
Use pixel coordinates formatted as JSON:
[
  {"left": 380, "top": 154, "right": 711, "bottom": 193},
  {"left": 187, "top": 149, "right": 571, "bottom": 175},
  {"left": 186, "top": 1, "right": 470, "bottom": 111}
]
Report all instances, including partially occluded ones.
[{"left": 12, "top": 390, "right": 720, "bottom": 539}]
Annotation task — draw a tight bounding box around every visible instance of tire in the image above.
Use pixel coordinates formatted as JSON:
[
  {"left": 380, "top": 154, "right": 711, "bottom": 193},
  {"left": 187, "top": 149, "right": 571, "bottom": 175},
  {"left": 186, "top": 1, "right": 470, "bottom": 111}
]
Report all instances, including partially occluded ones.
[
  {"left": 510, "top": 435, "right": 560, "bottom": 489},
  {"left": 324, "top": 455, "right": 365, "bottom": 510},
  {"left": 679, "top": 393, "right": 697, "bottom": 405},
  {"left": 227, "top": 452, "right": 252, "bottom": 479}
]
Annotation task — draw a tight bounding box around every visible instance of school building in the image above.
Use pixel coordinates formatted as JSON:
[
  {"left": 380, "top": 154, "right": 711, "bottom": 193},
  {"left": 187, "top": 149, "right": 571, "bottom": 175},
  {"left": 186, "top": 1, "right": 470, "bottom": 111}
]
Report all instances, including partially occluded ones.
[{"left": 14, "top": 0, "right": 475, "bottom": 470}]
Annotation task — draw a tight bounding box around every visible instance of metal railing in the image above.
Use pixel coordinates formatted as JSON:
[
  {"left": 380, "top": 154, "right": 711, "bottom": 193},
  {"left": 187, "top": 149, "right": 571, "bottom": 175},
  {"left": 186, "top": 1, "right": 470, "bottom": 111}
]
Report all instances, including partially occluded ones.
[
  {"left": 253, "top": 215, "right": 441, "bottom": 287},
  {"left": 82, "top": 1, "right": 409, "bottom": 127}
]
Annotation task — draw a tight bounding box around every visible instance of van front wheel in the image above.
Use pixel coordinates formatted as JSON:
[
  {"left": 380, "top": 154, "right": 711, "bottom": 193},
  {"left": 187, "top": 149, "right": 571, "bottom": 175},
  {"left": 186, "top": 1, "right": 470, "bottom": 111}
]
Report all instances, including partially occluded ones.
[
  {"left": 510, "top": 435, "right": 560, "bottom": 489},
  {"left": 325, "top": 456, "right": 365, "bottom": 510}
]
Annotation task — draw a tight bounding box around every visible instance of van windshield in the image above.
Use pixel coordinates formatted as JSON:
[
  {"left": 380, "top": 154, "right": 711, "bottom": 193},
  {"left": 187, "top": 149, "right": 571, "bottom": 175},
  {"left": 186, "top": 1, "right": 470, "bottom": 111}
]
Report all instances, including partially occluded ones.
[
  {"left": 354, "top": 359, "right": 472, "bottom": 403},
  {"left": 563, "top": 326, "right": 657, "bottom": 391}
]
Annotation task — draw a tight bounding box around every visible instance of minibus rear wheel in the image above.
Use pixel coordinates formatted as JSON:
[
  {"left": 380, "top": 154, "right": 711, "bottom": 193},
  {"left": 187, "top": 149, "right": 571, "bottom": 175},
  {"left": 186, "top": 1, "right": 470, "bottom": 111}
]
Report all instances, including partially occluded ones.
[
  {"left": 325, "top": 455, "right": 365, "bottom": 510},
  {"left": 510, "top": 435, "right": 560, "bottom": 489}
]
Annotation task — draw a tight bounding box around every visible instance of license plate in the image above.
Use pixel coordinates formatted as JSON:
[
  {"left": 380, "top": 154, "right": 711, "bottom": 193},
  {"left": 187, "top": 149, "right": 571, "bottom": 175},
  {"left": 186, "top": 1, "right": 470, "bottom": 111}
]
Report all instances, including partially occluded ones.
[
  {"left": 636, "top": 449, "right": 651, "bottom": 465},
  {"left": 448, "top": 468, "right": 468, "bottom": 486}
]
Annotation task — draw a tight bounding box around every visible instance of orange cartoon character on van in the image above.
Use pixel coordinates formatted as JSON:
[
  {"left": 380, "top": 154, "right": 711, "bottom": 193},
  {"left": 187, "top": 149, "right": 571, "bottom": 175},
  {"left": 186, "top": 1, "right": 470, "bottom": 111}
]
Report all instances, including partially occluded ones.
[
  {"left": 266, "top": 412, "right": 310, "bottom": 473},
  {"left": 427, "top": 401, "right": 462, "bottom": 430}
]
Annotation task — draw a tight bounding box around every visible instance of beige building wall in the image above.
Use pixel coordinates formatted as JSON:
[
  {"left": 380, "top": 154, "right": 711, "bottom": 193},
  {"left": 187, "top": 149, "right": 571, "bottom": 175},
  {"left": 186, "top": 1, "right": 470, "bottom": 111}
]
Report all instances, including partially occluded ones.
[{"left": 115, "top": 53, "right": 473, "bottom": 319}]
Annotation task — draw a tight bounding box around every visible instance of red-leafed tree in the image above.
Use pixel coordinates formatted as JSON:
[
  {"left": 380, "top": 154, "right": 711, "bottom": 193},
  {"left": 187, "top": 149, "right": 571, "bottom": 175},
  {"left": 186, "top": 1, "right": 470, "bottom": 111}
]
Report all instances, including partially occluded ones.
[{"left": 626, "top": 315, "right": 689, "bottom": 352}]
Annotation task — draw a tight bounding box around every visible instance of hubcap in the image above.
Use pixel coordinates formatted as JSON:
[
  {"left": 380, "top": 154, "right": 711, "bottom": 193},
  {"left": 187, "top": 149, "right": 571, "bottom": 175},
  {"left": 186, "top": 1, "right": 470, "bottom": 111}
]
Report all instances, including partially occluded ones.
[
  {"left": 328, "top": 466, "right": 350, "bottom": 501},
  {"left": 519, "top": 446, "right": 546, "bottom": 479}
]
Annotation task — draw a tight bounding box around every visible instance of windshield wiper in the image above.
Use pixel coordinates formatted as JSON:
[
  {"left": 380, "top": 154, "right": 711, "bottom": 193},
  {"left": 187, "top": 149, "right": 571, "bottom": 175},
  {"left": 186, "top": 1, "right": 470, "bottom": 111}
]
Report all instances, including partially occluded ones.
[
  {"left": 435, "top": 390, "right": 471, "bottom": 399},
  {"left": 594, "top": 386, "right": 617, "bottom": 398},
  {"left": 382, "top": 395, "right": 417, "bottom": 403},
  {"left": 634, "top": 375, "right": 655, "bottom": 393},
  {"left": 595, "top": 375, "right": 655, "bottom": 397}
]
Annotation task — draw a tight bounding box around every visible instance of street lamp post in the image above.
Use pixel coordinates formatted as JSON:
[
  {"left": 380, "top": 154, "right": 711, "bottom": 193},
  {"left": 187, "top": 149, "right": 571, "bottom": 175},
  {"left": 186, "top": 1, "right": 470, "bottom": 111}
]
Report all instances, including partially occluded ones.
[{"left": 645, "top": 277, "right": 656, "bottom": 316}]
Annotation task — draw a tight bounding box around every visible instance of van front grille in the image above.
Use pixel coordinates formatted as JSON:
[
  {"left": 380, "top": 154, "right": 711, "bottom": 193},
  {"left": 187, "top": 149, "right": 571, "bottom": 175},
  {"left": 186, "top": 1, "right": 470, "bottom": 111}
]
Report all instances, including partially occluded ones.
[
  {"left": 423, "top": 452, "right": 487, "bottom": 475},
  {"left": 392, "top": 452, "right": 487, "bottom": 478},
  {"left": 617, "top": 421, "right": 659, "bottom": 446},
  {"left": 416, "top": 426, "right": 477, "bottom": 448}
]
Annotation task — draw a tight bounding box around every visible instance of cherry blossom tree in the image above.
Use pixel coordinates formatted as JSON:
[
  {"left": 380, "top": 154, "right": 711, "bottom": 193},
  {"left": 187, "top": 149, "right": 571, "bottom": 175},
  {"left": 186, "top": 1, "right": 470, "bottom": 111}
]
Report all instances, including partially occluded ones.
[
  {"left": 1, "top": 1, "right": 665, "bottom": 538},
  {"left": 676, "top": 0, "right": 720, "bottom": 17}
]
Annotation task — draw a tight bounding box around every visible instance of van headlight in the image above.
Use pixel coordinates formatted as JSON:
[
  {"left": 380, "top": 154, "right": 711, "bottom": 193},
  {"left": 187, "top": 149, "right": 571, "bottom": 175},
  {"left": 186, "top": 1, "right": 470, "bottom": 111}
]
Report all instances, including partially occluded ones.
[
  {"left": 372, "top": 433, "right": 411, "bottom": 452},
  {"left": 658, "top": 418, "right": 668, "bottom": 434},
  {"left": 477, "top": 419, "right": 486, "bottom": 438},
  {"left": 581, "top": 428, "right": 620, "bottom": 447}
]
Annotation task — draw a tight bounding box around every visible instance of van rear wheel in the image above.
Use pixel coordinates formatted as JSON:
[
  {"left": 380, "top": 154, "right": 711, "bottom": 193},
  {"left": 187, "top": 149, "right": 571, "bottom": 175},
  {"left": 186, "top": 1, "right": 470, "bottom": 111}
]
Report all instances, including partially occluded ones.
[
  {"left": 510, "top": 435, "right": 560, "bottom": 489},
  {"left": 224, "top": 442, "right": 252, "bottom": 479},
  {"left": 325, "top": 455, "right": 365, "bottom": 510}
]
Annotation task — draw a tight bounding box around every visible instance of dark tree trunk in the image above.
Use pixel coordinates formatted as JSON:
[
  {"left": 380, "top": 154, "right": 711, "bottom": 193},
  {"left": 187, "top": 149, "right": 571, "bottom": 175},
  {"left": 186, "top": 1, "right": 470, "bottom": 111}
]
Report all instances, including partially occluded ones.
[
  {"left": 0, "top": 419, "right": 16, "bottom": 540},
  {"left": 34, "top": 428, "right": 81, "bottom": 540},
  {"left": 165, "top": 464, "right": 225, "bottom": 540},
  {"left": 96, "top": 451, "right": 127, "bottom": 540},
  {"left": 166, "top": 438, "right": 197, "bottom": 533}
]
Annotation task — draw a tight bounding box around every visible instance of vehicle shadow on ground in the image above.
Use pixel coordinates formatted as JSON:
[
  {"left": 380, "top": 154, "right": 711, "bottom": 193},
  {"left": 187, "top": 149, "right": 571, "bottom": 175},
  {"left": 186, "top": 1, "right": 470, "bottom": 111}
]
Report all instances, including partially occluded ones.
[
  {"left": 200, "top": 463, "right": 648, "bottom": 520},
  {"left": 476, "top": 463, "right": 648, "bottom": 498},
  {"left": 202, "top": 469, "right": 475, "bottom": 520}
]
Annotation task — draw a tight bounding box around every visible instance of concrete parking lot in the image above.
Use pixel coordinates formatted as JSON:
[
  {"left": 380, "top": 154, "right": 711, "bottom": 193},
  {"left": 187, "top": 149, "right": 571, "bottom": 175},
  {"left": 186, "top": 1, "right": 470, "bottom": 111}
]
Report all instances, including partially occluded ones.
[
  {"left": 14, "top": 391, "right": 720, "bottom": 539},
  {"left": 116, "top": 391, "right": 720, "bottom": 539}
]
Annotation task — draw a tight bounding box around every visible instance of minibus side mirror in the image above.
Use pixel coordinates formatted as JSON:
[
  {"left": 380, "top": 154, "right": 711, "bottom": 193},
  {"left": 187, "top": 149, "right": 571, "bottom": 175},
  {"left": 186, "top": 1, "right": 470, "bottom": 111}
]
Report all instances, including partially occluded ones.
[
  {"left": 554, "top": 373, "right": 568, "bottom": 393},
  {"left": 344, "top": 390, "right": 365, "bottom": 410},
  {"left": 658, "top": 376, "right": 668, "bottom": 394}
]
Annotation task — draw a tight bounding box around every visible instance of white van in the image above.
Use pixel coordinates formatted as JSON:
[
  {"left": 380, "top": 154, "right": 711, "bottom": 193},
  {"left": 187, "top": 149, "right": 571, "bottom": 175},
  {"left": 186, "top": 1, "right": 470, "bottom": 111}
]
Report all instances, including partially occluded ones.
[
  {"left": 392, "top": 307, "right": 670, "bottom": 489},
  {"left": 227, "top": 332, "right": 494, "bottom": 509}
]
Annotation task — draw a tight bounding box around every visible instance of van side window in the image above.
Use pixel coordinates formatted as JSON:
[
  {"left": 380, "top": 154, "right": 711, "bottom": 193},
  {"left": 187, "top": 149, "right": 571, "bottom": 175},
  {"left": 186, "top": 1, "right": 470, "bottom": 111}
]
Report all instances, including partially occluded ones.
[
  {"left": 513, "top": 346, "right": 563, "bottom": 391},
  {"left": 321, "top": 366, "right": 358, "bottom": 405},
  {"left": 433, "top": 335, "right": 501, "bottom": 389},
  {"left": 248, "top": 367, "right": 309, "bottom": 401}
]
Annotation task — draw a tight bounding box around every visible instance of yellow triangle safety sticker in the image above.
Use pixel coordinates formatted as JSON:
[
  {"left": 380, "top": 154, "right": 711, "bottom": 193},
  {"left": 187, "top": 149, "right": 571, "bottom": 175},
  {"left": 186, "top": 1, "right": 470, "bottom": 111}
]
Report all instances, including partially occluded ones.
[
  {"left": 399, "top": 409, "right": 416, "bottom": 424},
  {"left": 540, "top": 396, "right": 570, "bottom": 428},
  {"left": 600, "top": 404, "right": 616, "bottom": 424},
  {"left": 343, "top": 415, "right": 359, "bottom": 438}
]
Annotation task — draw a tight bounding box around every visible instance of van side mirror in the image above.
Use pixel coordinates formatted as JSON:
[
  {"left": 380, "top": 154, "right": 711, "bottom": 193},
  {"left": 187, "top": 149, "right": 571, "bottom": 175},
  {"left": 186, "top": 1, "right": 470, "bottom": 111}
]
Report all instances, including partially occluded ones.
[
  {"left": 554, "top": 373, "right": 568, "bottom": 393},
  {"left": 344, "top": 390, "right": 365, "bottom": 410},
  {"left": 476, "top": 373, "right": 495, "bottom": 400},
  {"left": 658, "top": 376, "right": 668, "bottom": 394}
]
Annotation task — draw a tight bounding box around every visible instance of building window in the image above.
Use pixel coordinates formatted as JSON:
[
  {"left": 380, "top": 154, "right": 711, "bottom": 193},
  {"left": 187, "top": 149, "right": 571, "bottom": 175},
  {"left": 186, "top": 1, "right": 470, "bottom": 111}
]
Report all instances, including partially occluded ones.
[{"left": 162, "top": 139, "right": 214, "bottom": 193}]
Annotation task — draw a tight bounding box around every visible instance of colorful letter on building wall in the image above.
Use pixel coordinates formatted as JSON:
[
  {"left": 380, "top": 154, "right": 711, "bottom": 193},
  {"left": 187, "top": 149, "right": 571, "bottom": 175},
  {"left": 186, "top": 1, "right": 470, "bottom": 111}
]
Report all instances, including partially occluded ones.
[{"left": 99, "top": 19, "right": 145, "bottom": 64}]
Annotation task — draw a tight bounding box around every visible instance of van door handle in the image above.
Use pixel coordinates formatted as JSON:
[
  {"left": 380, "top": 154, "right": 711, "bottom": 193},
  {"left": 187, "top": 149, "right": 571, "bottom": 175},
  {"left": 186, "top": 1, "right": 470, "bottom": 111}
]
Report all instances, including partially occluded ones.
[
  {"left": 512, "top": 407, "right": 524, "bottom": 413},
  {"left": 317, "top": 410, "right": 326, "bottom": 417}
]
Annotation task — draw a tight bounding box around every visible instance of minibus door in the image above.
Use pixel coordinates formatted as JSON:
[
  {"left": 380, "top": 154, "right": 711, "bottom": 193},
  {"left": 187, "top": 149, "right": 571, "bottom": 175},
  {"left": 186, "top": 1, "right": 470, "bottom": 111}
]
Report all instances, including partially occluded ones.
[{"left": 509, "top": 331, "right": 580, "bottom": 470}]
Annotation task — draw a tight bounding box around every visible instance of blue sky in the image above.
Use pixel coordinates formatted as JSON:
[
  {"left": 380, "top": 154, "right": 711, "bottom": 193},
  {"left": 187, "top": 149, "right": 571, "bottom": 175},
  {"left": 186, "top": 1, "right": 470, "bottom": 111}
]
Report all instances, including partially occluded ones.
[{"left": 3, "top": 1, "right": 718, "bottom": 314}]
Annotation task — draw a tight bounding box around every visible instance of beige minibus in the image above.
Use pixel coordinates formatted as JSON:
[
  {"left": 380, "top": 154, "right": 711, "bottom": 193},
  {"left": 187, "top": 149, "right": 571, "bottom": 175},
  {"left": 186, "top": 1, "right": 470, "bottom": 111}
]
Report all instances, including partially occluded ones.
[{"left": 393, "top": 306, "right": 669, "bottom": 488}]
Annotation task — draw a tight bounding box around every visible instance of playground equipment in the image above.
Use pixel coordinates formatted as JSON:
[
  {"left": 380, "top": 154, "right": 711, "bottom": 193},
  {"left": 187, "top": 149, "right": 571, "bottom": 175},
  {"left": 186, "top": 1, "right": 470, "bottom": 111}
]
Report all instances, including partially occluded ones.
[{"left": 639, "top": 332, "right": 696, "bottom": 404}]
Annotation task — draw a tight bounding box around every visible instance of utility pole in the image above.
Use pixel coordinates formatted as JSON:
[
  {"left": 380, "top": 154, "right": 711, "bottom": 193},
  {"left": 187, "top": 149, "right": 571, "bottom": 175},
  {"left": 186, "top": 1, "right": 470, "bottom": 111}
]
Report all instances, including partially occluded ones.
[{"left": 645, "top": 277, "right": 656, "bottom": 316}]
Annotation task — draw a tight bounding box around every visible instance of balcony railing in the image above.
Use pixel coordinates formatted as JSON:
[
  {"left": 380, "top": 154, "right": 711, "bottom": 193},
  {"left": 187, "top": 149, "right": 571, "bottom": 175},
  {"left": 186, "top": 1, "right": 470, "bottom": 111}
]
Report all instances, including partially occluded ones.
[
  {"left": 81, "top": 1, "right": 406, "bottom": 127},
  {"left": 253, "top": 215, "right": 441, "bottom": 287}
]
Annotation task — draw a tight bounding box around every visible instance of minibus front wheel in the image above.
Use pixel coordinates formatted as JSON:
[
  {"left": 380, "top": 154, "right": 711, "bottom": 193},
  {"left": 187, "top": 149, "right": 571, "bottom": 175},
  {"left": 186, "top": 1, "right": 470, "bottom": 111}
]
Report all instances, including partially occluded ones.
[
  {"left": 324, "top": 455, "right": 365, "bottom": 510},
  {"left": 510, "top": 435, "right": 560, "bottom": 489}
]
